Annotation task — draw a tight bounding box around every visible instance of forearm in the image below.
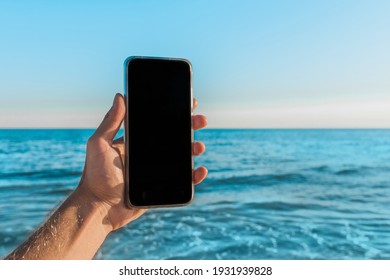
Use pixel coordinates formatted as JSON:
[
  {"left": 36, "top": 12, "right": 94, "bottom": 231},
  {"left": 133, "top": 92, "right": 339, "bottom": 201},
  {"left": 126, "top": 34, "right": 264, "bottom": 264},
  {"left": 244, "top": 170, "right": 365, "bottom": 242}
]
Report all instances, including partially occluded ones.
[{"left": 5, "top": 187, "right": 111, "bottom": 260}]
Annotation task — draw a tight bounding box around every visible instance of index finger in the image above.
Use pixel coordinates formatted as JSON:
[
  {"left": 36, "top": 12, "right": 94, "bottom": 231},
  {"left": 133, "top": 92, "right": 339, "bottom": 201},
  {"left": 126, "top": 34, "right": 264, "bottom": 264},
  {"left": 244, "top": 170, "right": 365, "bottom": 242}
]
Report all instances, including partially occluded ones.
[{"left": 112, "top": 136, "right": 125, "bottom": 161}]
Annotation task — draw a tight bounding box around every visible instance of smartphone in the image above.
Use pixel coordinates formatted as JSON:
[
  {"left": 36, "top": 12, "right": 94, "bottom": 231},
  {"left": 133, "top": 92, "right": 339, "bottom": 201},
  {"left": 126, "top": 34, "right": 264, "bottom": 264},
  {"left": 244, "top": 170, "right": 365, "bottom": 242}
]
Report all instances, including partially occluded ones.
[{"left": 124, "top": 56, "right": 193, "bottom": 208}]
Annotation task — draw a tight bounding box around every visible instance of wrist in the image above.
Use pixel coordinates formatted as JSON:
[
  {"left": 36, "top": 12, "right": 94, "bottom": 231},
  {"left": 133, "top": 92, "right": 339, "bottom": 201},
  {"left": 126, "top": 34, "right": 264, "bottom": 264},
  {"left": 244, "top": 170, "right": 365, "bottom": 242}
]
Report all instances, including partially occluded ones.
[{"left": 70, "top": 186, "right": 113, "bottom": 237}]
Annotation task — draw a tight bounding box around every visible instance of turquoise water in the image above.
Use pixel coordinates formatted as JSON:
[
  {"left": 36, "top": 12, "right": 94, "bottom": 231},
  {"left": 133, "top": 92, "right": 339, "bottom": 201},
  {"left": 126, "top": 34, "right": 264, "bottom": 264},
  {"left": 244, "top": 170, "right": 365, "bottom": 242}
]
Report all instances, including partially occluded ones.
[{"left": 1, "top": 129, "right": 390, "bottom": 259}]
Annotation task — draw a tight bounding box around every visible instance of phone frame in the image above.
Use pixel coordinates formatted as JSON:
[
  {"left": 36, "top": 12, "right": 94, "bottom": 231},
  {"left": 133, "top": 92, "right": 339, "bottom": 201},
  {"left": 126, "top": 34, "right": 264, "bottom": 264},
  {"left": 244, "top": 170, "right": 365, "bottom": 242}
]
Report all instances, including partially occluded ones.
[{"left": 124, "top": 56, "right": 194, "bottom": 209}]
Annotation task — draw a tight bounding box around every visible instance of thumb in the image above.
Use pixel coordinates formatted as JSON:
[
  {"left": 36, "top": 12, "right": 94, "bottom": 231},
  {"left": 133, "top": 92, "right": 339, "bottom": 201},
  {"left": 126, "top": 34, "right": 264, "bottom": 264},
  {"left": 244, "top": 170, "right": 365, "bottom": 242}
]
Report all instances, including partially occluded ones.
[{"left": 92, "top": 93, "right": 125, "bottom": 142}]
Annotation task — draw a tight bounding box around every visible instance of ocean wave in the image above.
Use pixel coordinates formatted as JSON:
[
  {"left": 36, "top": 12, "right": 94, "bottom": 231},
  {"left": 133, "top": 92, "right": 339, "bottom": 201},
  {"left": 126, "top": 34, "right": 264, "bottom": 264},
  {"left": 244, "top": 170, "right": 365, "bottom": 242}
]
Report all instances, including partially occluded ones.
[
  {"left": 241, "top": 201, "right": 327, "bottom": 212},
  {"left": 335, "top": 169, "right": 361, "bottom": 175},
  {"left": 204, "top": 173, "right": 307, "bottom": 188},
  {"left": 308, "top": 165, "right": 332, "bottom": 173},
  {"left": 0, "top": 169, "right": 82, "bottom": 179},
  {"left": 308, "top": 165, "right": 390, "bottom": 176}
]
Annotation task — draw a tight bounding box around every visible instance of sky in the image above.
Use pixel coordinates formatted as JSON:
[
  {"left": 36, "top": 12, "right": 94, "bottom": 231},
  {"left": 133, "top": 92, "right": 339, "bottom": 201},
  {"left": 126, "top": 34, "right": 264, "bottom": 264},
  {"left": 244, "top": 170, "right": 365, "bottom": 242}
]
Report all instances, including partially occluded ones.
[{"left": 0, "top": 0, "right": 389, "bottom": 128}]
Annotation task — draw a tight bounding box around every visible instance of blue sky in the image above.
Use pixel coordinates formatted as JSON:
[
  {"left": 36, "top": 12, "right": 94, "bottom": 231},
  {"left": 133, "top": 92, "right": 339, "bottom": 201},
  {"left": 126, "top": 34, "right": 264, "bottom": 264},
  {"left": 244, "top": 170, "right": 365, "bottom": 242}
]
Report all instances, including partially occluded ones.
[{"left": 0, "top": 0, "right": 389, "bottom": 128}]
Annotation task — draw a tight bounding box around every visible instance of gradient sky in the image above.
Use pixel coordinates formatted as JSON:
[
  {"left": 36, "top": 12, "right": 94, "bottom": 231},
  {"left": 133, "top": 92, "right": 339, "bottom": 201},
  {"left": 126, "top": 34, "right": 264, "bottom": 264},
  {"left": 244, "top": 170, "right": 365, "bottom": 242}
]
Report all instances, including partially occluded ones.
[{"left": 0, "top": 0, "right": 389, "bottom": 128}]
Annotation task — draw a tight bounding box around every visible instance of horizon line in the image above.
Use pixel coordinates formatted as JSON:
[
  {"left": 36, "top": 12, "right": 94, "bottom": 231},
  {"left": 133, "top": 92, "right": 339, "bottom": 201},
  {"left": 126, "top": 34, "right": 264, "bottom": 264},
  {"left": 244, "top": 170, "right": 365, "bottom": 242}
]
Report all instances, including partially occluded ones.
[{"left": 1, "top": 127, "right": 390, "bottom": 130}]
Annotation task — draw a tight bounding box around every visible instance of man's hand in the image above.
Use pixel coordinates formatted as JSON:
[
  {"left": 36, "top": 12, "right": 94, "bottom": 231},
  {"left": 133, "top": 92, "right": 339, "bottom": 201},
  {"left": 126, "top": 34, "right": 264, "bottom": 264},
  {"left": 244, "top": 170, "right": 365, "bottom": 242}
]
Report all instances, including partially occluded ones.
[{"left": 78, "top": 93, "right": 208, "bottom": 233}]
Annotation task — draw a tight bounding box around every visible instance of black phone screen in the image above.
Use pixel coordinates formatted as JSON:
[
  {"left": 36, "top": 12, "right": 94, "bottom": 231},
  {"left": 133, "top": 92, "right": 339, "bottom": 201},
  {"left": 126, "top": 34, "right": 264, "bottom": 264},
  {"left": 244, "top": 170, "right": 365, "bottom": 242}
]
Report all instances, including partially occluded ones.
[{"left": 125, "top": 57, "right": 193, "bottom": 207}]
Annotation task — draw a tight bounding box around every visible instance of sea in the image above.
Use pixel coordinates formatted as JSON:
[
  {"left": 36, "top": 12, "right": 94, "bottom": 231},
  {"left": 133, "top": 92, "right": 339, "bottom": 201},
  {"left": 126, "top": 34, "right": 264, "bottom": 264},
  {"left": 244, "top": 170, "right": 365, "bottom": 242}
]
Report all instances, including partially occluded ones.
[{"left": 0, "top": 129, "right": 390, "bottom": 259}]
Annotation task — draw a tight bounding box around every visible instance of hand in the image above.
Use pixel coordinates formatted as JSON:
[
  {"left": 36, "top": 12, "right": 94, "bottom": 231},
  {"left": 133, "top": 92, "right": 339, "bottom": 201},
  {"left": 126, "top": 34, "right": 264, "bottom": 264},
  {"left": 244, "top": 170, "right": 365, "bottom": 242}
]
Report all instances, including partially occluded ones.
[{"left": 77, "top": 93, "right": 208, "bottom": 233}]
